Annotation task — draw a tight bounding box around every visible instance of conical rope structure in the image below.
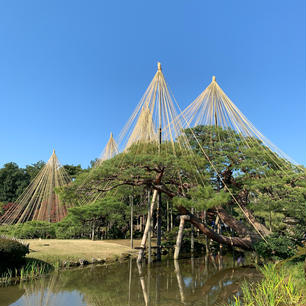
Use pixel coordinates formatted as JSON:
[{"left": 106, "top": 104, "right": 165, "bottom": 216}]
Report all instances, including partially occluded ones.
[
  {"left": 0, "top": 150, "right": 72, "bottom": 224},
  {"left": 180, "top": 76, "right": 300, "bottom": 171},
  {"left": 76, "top": 62, "right": 192, "bottom": 206},
  {"left": 72, "top": 63, "right": 272, "bottom": 257},
  {"left": 67, "top": 64, "right": 303, "bottom": 252},
  {"left": 118, "top": 62, "right": 185, "bottom": 151},
  {"left": 96, "top": 132, "right": 119, "bottom": 166},
  {"left": 125, "top": 105, "right": 158, "bottom": 150}
]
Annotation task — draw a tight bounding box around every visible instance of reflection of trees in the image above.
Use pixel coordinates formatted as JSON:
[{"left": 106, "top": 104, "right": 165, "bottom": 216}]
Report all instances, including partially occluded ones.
[
  {"left": 10, "top": 273, "right": 63, "bottom": 306},
  {"left": 200, "top": 266, "right": 259, "bottom": 305},
  {"left": 6, "top": 256, "right": 260, "bottom": 306}
]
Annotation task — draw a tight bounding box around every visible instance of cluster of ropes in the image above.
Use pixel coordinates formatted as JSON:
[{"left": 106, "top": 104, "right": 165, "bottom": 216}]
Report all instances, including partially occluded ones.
[
  {"left": 0, "top": 62, "right": 300, "bottom": 226},
  {"left": 1, "top": 150, "right": 72, "bottom": 224},
  {"left": 98, "top": 63, "right": 296, "bottom": 172},
  {"left": 91, "top": 62, "right": 300, "bottom": 241}
]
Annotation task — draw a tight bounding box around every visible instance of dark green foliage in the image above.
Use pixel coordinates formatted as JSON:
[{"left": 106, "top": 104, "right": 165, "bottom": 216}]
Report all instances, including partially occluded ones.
[
  {"left": 54, "top": 218, "right": 84, "bottom": 239},
  {"left": 25, "top": 161, "right": 45, "bottom": 180},
  {"left": 63, "top": 164, "right": 84, "bottom": 180},
  {"left": 0, "top": 163, "right": 30, "bottom": 203},
  {"left": 173, "top": 185, "right": 230, "bottom": 211},
  {"left": 0, "top": 237, "right": 29, "bottom": 273},
  {"left": 254, "top": 233, "right": 298, "bottom": 260}
]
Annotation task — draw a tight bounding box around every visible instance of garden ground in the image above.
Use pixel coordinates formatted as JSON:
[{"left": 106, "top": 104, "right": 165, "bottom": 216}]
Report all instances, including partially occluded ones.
[{"left": 23, "top": 239, "right": 142, "bottom": 266}]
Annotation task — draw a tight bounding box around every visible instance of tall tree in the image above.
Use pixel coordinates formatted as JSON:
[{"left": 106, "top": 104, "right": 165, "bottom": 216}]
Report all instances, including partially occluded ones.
[
  {"left": 60, "top": 127, "right": 306, "bottom": 250},
  {"left": 0, "top": 163, "right": 30, "bottom": 203}
]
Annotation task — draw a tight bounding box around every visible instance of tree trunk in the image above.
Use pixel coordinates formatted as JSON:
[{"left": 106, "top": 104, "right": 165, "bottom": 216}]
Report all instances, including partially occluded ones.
[
  {"left": 240, "top": 204, "right": 272, "bottom": 237},
  {"left": 178, "top": 206, "right": 255, "bottom": 250},
  {"left": 213, "top": 206, "right": 252, "bottom": 237}
]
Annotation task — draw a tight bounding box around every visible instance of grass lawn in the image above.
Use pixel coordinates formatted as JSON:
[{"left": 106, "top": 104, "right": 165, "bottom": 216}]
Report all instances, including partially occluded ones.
[{"left": 23, "top": 239, "right": 140, "bottom": 266}]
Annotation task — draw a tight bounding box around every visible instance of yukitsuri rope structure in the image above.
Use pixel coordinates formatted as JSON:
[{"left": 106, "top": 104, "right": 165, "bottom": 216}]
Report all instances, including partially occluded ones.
[
  {"left": 96, "top": 132, "right": 119, "bottom": 166},
  {"left": 118, "top": 62, "right": 185, "bottom": 151},
  {"left": 0, "top": 150, "right": 72, "bottom": 224},
  {"left": 180, "top": 76, "right": 299, "bottom": 170}
]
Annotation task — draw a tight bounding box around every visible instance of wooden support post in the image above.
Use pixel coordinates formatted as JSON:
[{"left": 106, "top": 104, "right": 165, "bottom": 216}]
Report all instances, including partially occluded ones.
[
  {"left": 137, "top": 189, "right": 158, "bottom": 263},
  {"left": 156, "top": 192, "right": 162, "bottom": 261},
  {"left": 148, "top": 192, "right": 152, "bottom": 264},
  {"left": 140, "top": 215, "right": 143, "bottom": 233},
  {"left": 203, "top": 210, "right": 210, "bottom": 254},
  {"left": 91, "top": 222, "right": 95, "bottom": 241},
  {"left": 191, "top": 207, "right": 194, "bottom": 254},
  {"left": 174, "top": 215, "right": 190, "bottom": 260},
  {"left": 170, "top": 202, "right": 173, "bottom": 230},
  {"left": 166, "top": 201, "right": 169, "bottom": 232},
  {"left": 217, "top": 221, "right": 223, "bottom": 270},
  {"left": 130, "top": 196, "right": 134, "bottom": 249}
]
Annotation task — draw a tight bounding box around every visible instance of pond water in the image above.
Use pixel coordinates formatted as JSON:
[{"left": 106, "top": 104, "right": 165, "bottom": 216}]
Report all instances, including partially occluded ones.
[{"left": 0, "top": 256, "right": 259, "bottom": 306}]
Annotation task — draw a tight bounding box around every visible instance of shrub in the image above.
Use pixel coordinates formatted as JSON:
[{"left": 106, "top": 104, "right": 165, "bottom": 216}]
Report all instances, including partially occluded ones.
[
  {"left": 254, "top": 233, "right": 297, "bottom": 260},
  {"left": 55, "top": 221, "right": 84, "bottom": 239},
  {"left": 0, "top": 224, "right": 14, "bottom": 237},
  {"left": 0, "top": 237, "right": 29, "bottom": 273},
  {"left": 11, "top": 221, "right": 56, "bottom": 239}
]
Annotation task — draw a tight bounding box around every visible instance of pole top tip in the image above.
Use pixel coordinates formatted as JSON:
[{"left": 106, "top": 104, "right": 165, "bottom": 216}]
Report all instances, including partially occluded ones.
[
  {"left": 212, "top": 76, "right": 216, "bottom": 82},
  {"left": 157, "top": 62, "right": 162, "bottom": 71}
]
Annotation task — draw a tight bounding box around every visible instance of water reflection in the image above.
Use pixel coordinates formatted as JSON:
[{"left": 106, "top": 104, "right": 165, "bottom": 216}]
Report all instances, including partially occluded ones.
[{"left": 0, "top": 256, "right": 259, "bottom": 306}]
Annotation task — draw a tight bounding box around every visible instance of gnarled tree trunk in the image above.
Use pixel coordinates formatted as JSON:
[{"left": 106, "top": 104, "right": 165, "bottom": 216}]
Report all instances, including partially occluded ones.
[{"left": 177, "top": 206, "right": 256, "bottom": 250}]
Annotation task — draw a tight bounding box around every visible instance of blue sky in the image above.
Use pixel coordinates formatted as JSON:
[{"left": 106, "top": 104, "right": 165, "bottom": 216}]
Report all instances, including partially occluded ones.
[{"left": 0, "top": 0, "right": 305, "bottom": 168}]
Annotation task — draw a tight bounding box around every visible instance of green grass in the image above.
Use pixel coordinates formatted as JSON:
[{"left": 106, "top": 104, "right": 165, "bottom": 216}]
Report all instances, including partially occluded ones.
[{"left": 230, "top": 262, "right": 305, "bottom": 306}]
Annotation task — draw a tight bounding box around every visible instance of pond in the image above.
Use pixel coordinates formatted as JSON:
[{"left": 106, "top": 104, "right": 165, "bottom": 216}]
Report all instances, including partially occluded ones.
[{"left": 0, "top": 256, "right": 259, "bottom": 306}]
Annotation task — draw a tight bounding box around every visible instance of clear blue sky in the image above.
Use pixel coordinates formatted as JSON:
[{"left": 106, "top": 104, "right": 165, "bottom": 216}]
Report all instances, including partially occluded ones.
[{"left": 0, "top": 0, "right": 305, "bottom": 168}]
